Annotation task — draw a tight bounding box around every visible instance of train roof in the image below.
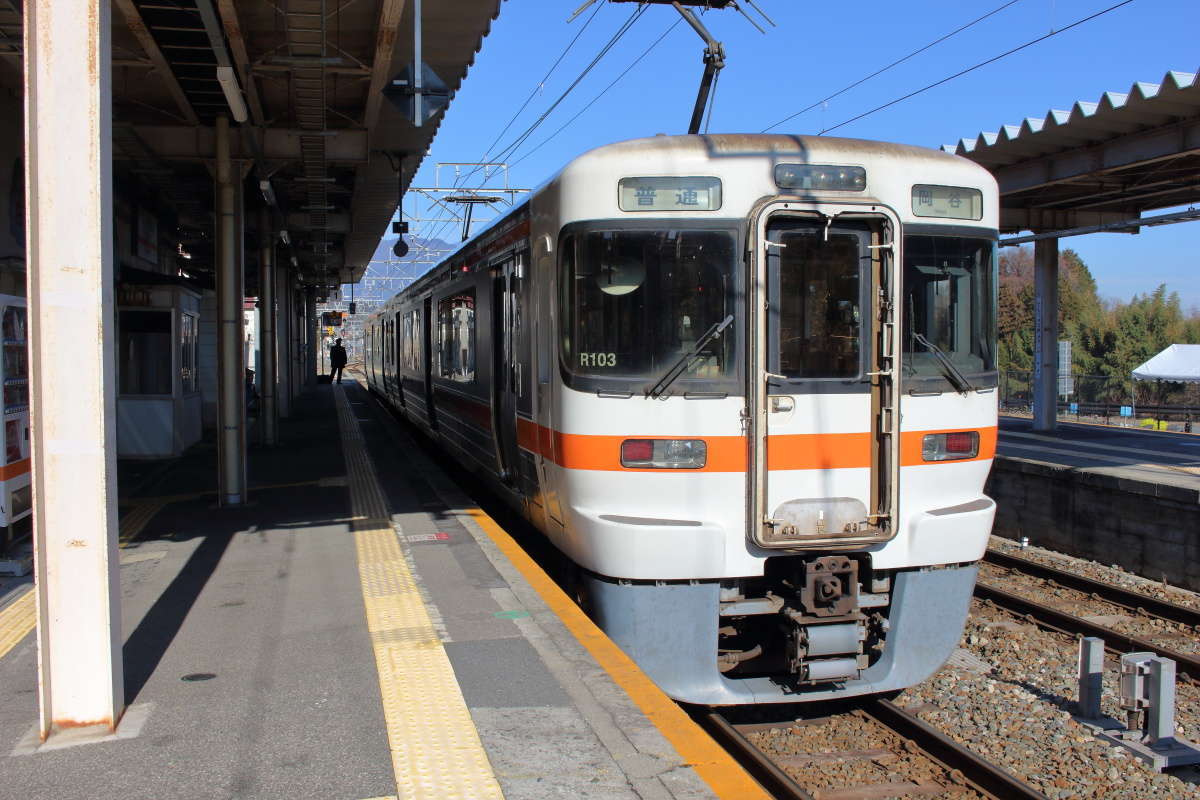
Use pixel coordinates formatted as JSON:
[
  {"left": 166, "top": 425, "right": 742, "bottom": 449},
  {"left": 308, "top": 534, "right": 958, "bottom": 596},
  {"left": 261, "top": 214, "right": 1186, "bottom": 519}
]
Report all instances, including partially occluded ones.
[
  {"left": 545, "top": 133, "right": 987, "bottom": 188},
  {"left": 370, "top": 134, "right": 993, "bottom": 318}
]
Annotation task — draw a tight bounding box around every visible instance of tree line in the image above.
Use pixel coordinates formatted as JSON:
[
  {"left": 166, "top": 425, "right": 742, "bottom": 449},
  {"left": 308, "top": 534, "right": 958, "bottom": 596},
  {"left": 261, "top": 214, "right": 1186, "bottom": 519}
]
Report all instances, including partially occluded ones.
[{"left": 997, "top": 246, "right": 1200, "bottom": 405}]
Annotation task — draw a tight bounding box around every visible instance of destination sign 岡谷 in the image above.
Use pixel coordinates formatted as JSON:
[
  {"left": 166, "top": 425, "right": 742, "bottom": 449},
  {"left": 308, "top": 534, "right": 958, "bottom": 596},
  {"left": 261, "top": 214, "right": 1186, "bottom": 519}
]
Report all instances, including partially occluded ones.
[{"left": 911, "top": 184, "right": 983, "bottom": 220}]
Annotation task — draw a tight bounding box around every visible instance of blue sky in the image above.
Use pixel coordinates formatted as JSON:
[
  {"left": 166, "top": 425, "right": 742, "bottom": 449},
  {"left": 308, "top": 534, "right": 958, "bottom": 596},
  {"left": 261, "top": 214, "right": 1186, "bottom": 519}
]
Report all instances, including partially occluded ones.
[{"left": 402, "top": 0, "right": 1199, "bottom": 309}]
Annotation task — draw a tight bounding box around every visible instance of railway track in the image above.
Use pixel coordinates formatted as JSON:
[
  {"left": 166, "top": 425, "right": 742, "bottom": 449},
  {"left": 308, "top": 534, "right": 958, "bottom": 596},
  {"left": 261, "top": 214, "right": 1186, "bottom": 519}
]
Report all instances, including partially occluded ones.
[
  {"left": 698, "top": 699, "right": 1046, "bottom": 799},
  {"left": 977, "top": 549, "right": 1200, "bottom": 681},
  {"left": 983, "top": 549, "right": 1200, "bottom": 628}
]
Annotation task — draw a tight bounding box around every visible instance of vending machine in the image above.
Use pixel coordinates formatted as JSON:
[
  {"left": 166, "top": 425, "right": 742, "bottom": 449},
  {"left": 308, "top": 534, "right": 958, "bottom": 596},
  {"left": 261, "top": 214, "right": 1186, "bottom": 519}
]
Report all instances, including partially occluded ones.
[{"left": 0, "top": 294, "right": 30, "bottom": 539}]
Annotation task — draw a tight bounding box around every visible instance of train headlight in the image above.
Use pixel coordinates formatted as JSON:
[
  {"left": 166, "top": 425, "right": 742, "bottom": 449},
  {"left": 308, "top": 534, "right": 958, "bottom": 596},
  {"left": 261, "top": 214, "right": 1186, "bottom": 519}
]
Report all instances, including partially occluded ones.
[
  {"left": 774, "top": 164, "right": 866, "bottom": 192},
  {"left": 921, "top": 431, "right": 980, "bottom": 462},
  {"left": 620, "top": 439, "right": 707, "bottom": 469}
]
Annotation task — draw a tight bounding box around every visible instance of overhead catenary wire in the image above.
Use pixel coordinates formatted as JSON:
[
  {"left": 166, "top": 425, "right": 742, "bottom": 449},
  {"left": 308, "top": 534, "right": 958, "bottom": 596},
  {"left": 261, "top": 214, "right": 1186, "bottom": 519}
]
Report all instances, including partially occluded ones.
[
  {"left": 481, "top": 4, "right": 648, "bottom": 169},
  {"left": 819, "top": 0, "right": 1137, "bottom": 136},
  {"left": 761, "top": 0, "right": 1025, "bottom": 133},
  {"left": 414, "top": 2, "right": 606, "bottom": 245},
  {"left": 477, "top": 0, "right": 606, "bottom": 164},
  {"left": 511, "top": 18, "right": 684, "bottom": 169},
  {"left": 423, "top": 4, "right": 649, "bottom": 245}
]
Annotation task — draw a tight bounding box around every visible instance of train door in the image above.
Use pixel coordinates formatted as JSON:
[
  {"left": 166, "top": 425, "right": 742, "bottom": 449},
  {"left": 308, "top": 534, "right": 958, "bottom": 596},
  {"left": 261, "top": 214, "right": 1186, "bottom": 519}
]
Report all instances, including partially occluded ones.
[
  {"left": 748, "top": 205, "right": 900, "bottom": 550},
  {"left": 490, "top": 255, "right": 520, "bottom": 485},
  {"left": 535, "top": 242, "right": 564, "bottom": 526},
  {"left": 422, "top": 297, "right": 436, "bottom": 429}
]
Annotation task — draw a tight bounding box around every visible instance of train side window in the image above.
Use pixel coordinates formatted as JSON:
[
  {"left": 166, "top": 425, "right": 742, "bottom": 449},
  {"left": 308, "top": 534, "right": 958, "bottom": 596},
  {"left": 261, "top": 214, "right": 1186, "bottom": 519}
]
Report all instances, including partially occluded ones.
[
  {"left": 437, "top": 291, "right": 475, "bottom": 382},
  {"left": 407, "top": 310, "right": 418, "bottom": 370}
]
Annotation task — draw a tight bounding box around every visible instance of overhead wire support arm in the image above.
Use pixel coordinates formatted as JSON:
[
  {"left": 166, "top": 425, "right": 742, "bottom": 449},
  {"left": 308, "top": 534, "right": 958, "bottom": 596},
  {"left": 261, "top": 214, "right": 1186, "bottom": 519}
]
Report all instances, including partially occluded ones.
[{"left": 671, "top": 1, "right": 725, "bottom": 135}]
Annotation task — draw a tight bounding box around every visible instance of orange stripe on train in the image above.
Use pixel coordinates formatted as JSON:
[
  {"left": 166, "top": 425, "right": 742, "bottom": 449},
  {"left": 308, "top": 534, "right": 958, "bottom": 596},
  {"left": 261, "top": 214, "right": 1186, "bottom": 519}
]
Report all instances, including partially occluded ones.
[
  {"left": 426, "top": 391, "right": 996, "bottom": 472},
  {"left": 525, "top": 426, "right": 996, "bottom": 472}
]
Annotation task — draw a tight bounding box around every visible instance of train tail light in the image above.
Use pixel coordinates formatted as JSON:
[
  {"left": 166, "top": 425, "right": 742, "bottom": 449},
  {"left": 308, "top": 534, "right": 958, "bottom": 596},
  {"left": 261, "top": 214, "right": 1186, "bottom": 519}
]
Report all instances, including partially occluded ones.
[
  {"left": 620, "top": 439, "right": 707, "bottom": 469},
  {"left": 921, "top": 431, "right": 980, "bottom": 462}
]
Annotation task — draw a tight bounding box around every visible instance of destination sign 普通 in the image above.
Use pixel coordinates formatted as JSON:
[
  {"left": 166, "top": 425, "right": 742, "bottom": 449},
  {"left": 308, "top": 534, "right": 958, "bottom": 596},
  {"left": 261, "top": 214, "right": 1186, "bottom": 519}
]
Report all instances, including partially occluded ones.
[
  {"left": 618, "top": 176, "right": 722, "bottom": 212},
  {"left": 911, "top": 184, "right": 983, "bottom": 220}
]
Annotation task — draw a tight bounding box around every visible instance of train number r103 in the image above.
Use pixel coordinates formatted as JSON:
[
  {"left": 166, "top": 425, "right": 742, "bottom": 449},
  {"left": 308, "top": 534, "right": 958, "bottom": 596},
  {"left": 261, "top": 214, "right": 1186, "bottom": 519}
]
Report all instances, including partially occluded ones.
[{"left": 579, "top": 352, "right": 616, "bottom": 368}]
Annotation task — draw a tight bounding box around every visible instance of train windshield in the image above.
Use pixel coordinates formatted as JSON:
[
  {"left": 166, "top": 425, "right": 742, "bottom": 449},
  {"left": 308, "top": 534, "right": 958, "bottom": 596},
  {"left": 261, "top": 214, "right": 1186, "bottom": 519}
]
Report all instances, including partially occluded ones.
[
  {"left": 902, "top": 234, "right": 997, "bottom": 392},
  {"left": 561, "top": 228, "right": 737, "bottom": 387}
]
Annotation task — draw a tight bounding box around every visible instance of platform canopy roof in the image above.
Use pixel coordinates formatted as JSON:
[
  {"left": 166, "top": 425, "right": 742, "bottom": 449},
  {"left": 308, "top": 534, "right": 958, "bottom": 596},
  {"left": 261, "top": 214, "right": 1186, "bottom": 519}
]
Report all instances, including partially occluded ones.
[
  {"left": 0, "top": 0, "right": 501, "bottom": 296},
  {"left": 944, "top": 69, "right": 1200, "bottom": 235},
  {"left": 1132, "top": 344, "right": 1200, "bottom": 383}
]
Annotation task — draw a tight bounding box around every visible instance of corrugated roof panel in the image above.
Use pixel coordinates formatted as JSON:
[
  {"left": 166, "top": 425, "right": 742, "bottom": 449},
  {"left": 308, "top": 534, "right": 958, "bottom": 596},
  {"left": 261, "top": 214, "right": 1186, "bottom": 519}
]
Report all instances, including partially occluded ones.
[{"left": 944, "top": 68, "right": 1200, "bottom": 162}]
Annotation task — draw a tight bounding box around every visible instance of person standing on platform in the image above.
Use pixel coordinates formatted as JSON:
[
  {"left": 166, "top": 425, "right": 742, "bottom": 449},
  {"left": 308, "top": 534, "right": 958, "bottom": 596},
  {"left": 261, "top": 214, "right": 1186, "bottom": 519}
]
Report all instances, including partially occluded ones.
[{"left": 329, "top": 338, "right": 347, "bottom": 384}]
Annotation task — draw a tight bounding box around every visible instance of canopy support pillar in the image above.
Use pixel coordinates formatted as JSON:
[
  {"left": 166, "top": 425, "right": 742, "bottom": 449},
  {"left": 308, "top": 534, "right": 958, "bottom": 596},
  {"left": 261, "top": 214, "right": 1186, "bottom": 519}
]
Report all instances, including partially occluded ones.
[{"left": 1033, "top": 237, "right": 1059, "bottom": 432}]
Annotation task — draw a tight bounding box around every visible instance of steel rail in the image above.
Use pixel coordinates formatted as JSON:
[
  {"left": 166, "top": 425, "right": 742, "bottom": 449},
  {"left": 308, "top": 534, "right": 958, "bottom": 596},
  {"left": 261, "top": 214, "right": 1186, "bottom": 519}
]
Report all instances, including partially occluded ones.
[
  {"left": 974, "top": 582, "right": 1200, "bottom": 681},
  {"left": 697, "top": 712, "right": 814, "bottom": 800},
  {"left": 984, "top": 549, "right": 1200, "bottom": 629},
  {"left": 704, "top": 704, "right": 1045, "bottom": 800},
  {"left": 862, "top": 698, "right": 1046, "bottom": 800}
]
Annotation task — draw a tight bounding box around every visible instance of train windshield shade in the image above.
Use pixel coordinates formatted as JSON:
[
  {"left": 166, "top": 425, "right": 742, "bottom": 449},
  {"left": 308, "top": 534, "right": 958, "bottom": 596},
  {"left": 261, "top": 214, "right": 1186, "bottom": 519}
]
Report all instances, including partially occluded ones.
[
  {"left": 902, "top": 235, "right": 997, "bottom": 392},
  {"left": 562, "top": 228, "right": 736, "bottom": 384}
]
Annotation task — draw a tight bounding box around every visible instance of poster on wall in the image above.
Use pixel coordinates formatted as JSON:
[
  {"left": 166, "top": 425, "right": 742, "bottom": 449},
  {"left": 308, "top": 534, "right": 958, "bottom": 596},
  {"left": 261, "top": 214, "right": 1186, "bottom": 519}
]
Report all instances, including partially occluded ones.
[{"left": 137, "top": 207, "right": 158, "bottom": 266}]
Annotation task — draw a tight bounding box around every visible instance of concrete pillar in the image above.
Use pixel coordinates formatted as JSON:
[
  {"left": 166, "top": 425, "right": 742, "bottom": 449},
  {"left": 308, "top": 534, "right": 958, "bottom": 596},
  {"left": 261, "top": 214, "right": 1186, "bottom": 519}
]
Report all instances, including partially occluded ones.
[
  {"left": 215, "top": 115, "right": 246, "bottom": 504},
  {"left": 25, "top": 0, "right": 124, "bottom": 737},
  {"left": 305, "top": 287, "right": 318, "bottom": 385},
  {"left": 275, "top": 260, "right": 292, "bottom": 419},
  {"left": 1033, "top": 237, "right": 1059, "bottom": 432},
  {"left": 258, "top": 209, "right": 277, "bottom": 445}
]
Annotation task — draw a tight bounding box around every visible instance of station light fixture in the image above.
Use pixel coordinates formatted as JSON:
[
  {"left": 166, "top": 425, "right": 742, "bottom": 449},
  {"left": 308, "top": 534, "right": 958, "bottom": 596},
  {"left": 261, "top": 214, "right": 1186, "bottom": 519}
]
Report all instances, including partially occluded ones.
[{"left": 259, "top": 179, "right": 277, "bottom": 207}]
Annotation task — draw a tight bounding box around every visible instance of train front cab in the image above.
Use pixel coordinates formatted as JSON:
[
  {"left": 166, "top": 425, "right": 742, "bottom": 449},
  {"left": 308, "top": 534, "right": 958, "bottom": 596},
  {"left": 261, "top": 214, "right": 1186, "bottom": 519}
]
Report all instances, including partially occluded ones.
[{"left": 558, "top": 156, "right": 999, "bottom": 705}]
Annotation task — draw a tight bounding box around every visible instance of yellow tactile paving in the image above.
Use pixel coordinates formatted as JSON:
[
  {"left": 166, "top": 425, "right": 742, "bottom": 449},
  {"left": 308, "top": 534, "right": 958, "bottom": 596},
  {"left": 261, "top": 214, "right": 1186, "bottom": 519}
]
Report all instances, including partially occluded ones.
[
  {"left": 0, "top": 590, "right": 36, "bottom": 660},
  {"left": 335, "top": 386, "right": 503, "bottom": 800},
  {"left": 119, "top": 499, "right": 166, "bottom": 547},
  {"left": 0, "top": 495, "right": 167, "bottom": 663}
]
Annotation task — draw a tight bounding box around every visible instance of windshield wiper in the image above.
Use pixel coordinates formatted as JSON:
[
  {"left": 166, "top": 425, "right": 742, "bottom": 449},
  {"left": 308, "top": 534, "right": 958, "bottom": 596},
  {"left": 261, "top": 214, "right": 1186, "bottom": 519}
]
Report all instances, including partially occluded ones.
[
  {"left": 912, "top": 332, "right": 975, "bottom": 395},
  {"left": 646, "top": 314, "right": 734, "bottom": 399}
]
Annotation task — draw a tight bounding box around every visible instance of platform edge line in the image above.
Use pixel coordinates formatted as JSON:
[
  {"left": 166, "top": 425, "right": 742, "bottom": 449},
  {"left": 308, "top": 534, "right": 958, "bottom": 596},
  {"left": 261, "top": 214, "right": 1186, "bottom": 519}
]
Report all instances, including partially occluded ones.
[{"left": 461, "top": 508, "right": 771, "bottom": 800}]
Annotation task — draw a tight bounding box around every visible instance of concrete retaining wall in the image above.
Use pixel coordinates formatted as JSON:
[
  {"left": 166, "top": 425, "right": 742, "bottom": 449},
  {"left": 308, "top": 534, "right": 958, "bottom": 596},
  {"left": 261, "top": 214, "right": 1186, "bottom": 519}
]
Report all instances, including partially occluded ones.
[{"left": 985, "top": 456, "right": 1200, "bottom": 592}]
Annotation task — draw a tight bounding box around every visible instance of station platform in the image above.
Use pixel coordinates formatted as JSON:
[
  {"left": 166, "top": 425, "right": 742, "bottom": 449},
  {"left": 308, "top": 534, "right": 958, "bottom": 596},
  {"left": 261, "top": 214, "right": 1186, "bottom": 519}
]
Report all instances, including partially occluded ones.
[
  {"left": 997, "top": 415, "right": 1200, "bottom": 499},
  {"left": 990, "top": 415, "right": 1200, "bottom": 593},
  {"left": 0, "top": 380, "right": 766, "bottom": 799}
]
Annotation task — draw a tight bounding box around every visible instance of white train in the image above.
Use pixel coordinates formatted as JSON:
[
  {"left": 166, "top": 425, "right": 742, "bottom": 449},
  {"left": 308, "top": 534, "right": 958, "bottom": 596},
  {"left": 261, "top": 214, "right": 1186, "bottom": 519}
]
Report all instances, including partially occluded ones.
[{"left": 365, "top": 134, "right": 999, "bottom": 705}]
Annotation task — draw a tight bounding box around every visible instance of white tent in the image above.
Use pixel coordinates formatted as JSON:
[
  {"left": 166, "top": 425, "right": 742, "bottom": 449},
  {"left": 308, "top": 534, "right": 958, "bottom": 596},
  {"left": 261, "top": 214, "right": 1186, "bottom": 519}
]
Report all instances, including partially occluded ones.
[{"left": 1131, "top": 344, "right": 1200, "bottom": 382}]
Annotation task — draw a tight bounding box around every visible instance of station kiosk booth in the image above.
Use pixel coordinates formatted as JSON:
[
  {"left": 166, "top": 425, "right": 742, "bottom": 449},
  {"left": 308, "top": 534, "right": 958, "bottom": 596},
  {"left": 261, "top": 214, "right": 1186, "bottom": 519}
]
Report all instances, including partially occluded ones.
[{"left": 116, "top": 277, "right": 203, "bottom": 459}]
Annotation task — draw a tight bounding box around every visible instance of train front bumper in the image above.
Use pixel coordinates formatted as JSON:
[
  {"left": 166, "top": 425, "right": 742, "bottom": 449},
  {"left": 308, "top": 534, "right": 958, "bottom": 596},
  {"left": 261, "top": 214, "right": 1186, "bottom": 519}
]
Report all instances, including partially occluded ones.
[{"left": 583, "top": 562, "right": 979, "bottom": 705}]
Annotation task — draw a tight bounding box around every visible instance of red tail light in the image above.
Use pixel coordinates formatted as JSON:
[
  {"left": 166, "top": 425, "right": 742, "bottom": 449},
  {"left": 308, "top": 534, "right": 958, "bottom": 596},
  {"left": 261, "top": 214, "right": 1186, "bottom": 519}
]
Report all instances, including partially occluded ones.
[
  {"left": 921, "top": 431, "right": 980, "bottom": 462},
  {"left": 621, "top": 439, "right": 654, "bottom": 463},
  {"left": 945, "top": 432, "right": 975, "bottom": 453}
]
